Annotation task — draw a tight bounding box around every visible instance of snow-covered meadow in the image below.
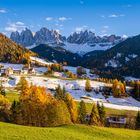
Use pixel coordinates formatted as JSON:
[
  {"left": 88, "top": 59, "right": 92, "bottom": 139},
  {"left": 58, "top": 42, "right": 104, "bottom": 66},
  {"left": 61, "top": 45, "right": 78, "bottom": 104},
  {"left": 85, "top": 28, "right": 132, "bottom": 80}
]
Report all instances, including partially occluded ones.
[
  {"left": 1, "top": 61, "right": 140, "bottom": 111},
  {"left": 4, "top": 75, "right": 140, "bottom": 111}
]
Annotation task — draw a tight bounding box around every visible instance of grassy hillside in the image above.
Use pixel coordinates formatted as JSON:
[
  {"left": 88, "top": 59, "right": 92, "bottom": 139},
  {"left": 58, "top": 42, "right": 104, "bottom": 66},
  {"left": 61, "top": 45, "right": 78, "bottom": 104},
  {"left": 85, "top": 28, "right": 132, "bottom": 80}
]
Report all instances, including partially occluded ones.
[{"left": 0, "top": 122, "right": 140, "bottom": 140}]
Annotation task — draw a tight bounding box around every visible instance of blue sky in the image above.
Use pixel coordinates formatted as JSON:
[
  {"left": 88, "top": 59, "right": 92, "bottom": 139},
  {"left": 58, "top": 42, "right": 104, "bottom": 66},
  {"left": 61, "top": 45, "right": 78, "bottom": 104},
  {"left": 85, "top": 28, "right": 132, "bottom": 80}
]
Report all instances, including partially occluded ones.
[{"left": 0, "top": 0, "right": 140, "bottom": 37}]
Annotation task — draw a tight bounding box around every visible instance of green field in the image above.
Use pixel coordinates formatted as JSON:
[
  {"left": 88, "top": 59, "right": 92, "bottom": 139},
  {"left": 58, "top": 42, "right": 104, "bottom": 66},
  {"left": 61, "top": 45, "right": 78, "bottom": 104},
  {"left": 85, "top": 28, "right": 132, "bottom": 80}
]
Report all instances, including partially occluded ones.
[
  {"left": 76, "top": 101, "right": 137, "bottom": 116},
  {"left": 0, "top": 122, "right": 140, "bottom": 140},
  {"left": 6, "top": 89, "right": 19, "bottom": 103}
]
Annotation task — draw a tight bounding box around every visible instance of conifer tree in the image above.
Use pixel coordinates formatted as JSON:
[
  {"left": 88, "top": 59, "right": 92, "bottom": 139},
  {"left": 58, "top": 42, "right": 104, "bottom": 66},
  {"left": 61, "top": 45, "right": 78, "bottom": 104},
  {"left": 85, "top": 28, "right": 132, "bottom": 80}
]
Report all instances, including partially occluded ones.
[
  {"left": 78, "top": 100, "right": 86, "bottom": 124},
  {"left": 85, "top": 79, "right": 92, "bottom": 92},
  {"left": 10, "top": 100, "right": 21, "bottom": 123},
  {"left": 97, "top": 102, "right": 106, "bottom": 126},
  {"left": 65, "top": 93, "right": 78, "bottom": 123},
  {"left": 89, "top": 103, "right": 100, "bottom": 125},
  {"left": 55, "top": 85, "right": 66, "bottom": 100},
  {"left": 16, "top": 77, "right": 30, "bottom": 101}
]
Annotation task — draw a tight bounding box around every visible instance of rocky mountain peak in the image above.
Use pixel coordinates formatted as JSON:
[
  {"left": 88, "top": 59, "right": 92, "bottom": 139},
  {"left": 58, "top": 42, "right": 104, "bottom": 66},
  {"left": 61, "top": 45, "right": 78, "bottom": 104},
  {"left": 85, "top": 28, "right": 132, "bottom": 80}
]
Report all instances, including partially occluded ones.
[
  {"left": 10, "top": 27, "right": 65, "bottom": 47},
  {"left": 67, "top": 30, "right": 122, "bottom": 44}
]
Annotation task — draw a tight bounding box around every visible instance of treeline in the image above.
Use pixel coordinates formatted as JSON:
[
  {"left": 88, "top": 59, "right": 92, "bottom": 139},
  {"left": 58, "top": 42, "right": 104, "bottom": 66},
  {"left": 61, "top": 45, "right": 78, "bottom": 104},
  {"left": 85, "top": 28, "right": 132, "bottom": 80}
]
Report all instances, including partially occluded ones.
[
  {"left": 54, "top": 84, "right": 106, "bottom": 126},
  {"left": 1, "top": 77, "right": 140, "bottom": 129},
  {"left": 0, "top": 77, "right": 105, "bottom": 127},
  {"left": 44, "top": 63, "right": 77, "bottom": 79},
  {"left": 85, "top": 78, "right": 127, "bottom": 98}
]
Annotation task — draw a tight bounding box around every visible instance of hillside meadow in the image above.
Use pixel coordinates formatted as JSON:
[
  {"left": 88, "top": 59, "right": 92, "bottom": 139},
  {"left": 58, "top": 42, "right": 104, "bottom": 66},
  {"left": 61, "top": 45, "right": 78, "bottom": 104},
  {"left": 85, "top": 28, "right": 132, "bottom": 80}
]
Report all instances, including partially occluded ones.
[{"left": 0, "top": 122, "right": 140, "bottom": 140}]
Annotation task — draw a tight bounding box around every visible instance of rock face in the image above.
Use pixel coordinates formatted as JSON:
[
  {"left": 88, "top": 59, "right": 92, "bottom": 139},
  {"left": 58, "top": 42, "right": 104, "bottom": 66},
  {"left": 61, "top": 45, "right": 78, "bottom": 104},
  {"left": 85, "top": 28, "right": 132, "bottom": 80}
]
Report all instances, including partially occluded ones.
[
  {"left": 10, "top": 28, "right": 124, "bottom": 54},
  {"left": 20, "top": 28, "right": 34, "bottom": 46},
  {"left": 10, "top": 27, "right": 66, "bottom": 47},
  {"left": 10, "top": 31, "right": 21, "bottom": 44},
  {"left": 67, "top": 30, "right": 122, "bottom": 45},
  {"left": 34, "top": 28, "right": 66, "bottom": 45},
  {"left": 10, "top": 28, "right": 123, "bottom": 47},
  {"left": 10, "top": 28, "right": 34, "bottom": 46}
]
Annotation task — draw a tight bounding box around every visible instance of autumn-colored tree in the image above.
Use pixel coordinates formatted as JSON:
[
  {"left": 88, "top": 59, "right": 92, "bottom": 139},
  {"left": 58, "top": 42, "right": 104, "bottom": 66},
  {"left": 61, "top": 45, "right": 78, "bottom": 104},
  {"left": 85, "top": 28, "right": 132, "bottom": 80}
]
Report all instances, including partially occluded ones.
[
  {"left": 44, "top": 66, "right": 54, "bottom": 76},
  {"left": 97, "top": 102, "right": 106, "bottom": 126},
  {"left": 16, "top": 77, "right": 30, "bottom": 101},
  {"left": 89, "top": 103, "right": 100, "bottom": 126},
  {"left": 55, "top": 85, "right": 66, "bottom": 101},
  {"left": 50, "top": 64, "right": 64, "bottom": 72},
  {"left": 78, "top": 100, "right": 87, "bottom": 124},
  {"left": 112, "top": 80, "right": 126, "bottom": 98},
  {"left": 45, "top": 100, "right": 71, "bottom": 126},
  {"left": 0, "top": 94, "right": 10, "bottom": 122},
  {"left": 130, "top": 80, "right": 135, "bottom": 87},
  {"left": 65, "top": 93, "right": 78, "bottom": 123},
  {"left": 85, "top": 79, "right": 92, "bottom": 92},
  {"left": 12, "top": 84, "right": 71, "bottom": 127},
  {"left": 0, "top": 80, "right": 6, "bottom": 96},
  {"left": 16, "top": 77, "right": 29, "bottom": 91},
  {"left": 66, "top": 71, "right": 77, "bottom": 79}
]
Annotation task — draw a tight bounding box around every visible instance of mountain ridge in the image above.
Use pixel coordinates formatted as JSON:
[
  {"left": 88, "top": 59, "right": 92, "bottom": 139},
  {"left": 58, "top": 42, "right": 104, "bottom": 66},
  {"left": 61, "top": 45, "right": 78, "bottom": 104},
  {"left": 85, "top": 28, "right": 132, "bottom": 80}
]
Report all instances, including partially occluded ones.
[{"left": 10, "top": 27, "right": 124, "bottom": 54}]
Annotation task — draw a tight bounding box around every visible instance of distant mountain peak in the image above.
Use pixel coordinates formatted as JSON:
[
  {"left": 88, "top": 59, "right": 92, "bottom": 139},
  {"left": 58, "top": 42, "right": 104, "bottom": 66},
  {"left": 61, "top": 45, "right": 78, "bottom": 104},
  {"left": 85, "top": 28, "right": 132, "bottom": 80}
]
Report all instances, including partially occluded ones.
[
  {"left": 10, "top": 28, "right": 124, "bottom": 54},
  {"left": 10, "top": 27, "right": 66, "bottom": 47}
]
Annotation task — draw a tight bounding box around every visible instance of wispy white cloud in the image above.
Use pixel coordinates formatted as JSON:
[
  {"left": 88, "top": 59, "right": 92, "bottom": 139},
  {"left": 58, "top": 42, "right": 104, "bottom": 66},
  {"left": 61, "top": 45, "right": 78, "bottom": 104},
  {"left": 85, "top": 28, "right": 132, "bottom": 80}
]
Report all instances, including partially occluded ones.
[
  {"left": 108, "top": 14, "right": 118, "bottom": 18},
  {"left": 16, "top": 21, "right": 24, "bottom": 25},
  {"left": 0, "top": 9, "right": 6, "bottom": 13},
  {"left": 46, "top": 17, "right": 53, "bottom": 21},
  {"left": 103, "top": 25, "right": 109, "bottom": 29},
  {"left": 75, "top": 27, "right": 84, "bottom": 32},
  {"left": 55, "top": 23, "right": 63, "bottom": 27},
  {"left": 101, "top": 14, "right": 125, "bottom": 19},
  {"left": 58, "top": 17, "right": 72, "bottom": 21},
  {"left": 108, "top": 14, "right": 125, "bottom": 18},
  {"left": 75, "top": 25, "right": 95, "bottom": 32},
  {"left": 5, "top": 22, "right": 26, "bottom": 32}
]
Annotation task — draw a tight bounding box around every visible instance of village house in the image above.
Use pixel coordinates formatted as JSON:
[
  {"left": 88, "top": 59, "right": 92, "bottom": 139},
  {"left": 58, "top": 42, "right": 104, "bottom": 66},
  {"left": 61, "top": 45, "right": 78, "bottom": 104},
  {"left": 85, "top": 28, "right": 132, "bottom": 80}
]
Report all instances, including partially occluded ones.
[
  {"left": 106, "top": 114, "right": 127, "bottom": 128},
  {"left": 0, "top": 67, "right": 14, "bottom": 76},
  {"left": 28, "top": 67, "right": 36, "bottom": 75},
  {"left": 53, "top": 72, "right": 62, "bottom": 77},
  {"left": 0, "top": 65, "right": 36, "bottom": 76},
  {"left": 21, "top": 66, "right": 36, "bottom": 75},
  {"left": 77, "top": 66, "right": 86, "bottom": 76},
  {"left": 5, "top": 67, "right": 14, "bottom": 75}
]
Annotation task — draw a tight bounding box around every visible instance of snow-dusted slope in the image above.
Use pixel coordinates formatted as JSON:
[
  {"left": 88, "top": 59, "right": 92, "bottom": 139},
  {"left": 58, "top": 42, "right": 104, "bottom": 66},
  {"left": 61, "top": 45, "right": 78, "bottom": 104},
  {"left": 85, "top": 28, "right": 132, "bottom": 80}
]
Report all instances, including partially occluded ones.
[
  {"left": 30, "top": 56, "right": 53, "bottom": 65},
  {"left": 5, "top": 75, "right": 140, "bottom": 111},
  {"left": 64, "top": 42, "right": 113, "bottom": 55}
]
